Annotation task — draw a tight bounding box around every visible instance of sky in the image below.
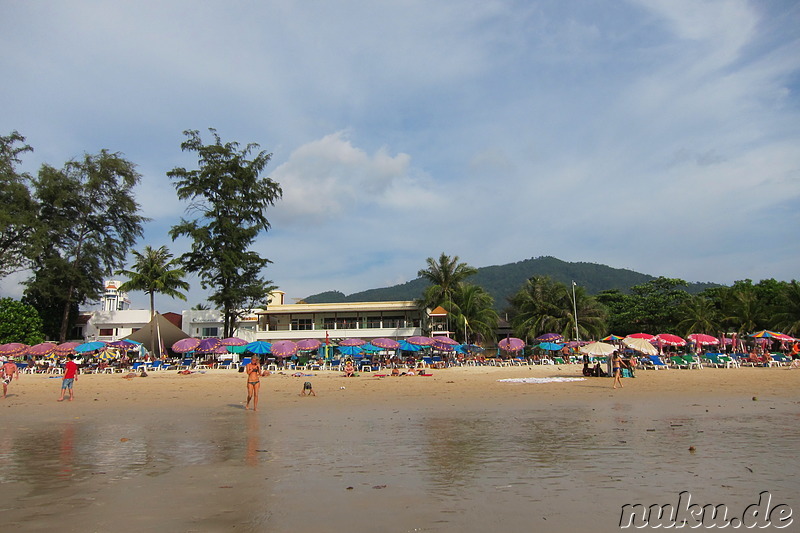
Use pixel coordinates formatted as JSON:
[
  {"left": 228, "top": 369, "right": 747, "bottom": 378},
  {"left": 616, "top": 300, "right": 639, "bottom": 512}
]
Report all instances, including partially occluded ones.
[{"left": 1, "top": 0, "right": 799, "bottom": 312}]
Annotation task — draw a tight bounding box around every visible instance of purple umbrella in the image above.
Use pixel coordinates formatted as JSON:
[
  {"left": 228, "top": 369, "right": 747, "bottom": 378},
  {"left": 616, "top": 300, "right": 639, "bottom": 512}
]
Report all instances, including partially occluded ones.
[
  {"left": 339, "top": 338, "right": 366, "bottom": 346},
  {"left": 55, "top": 342, "right": 80, "bottom": 356},
  {"left": 172, "top": 337, "right": 201, "bottom": 353},
  {"left": 407, "top": 336, "right": 434, "bottom": 346},
  {"left": 27, "top": 342, "right": 57, "bottom": 357},
  {"left": 535, "top": 333, "right": 563, "bottom": 342},
  {"left": 271, "top": 340, "right": 299, "bottom": 357},
  {"left": 498, "top": 337, "right": 525, "bottom": 352},
  {"left": 296, "top": 339, "right": 322, "bottom": 351},
  {"left": 108, "top": 340, "right": 138, "bottom": 349},
  {"left": 431, "top": 336, "right": 458, "bottom": 345},
  {"left": 371, "top": 338, "right": 400, "bottom": 350},
  {"left": 196, "top": 338, "right": 222, "bottom": 353},
  {"left": 220, "top": 337, "right": 247, "bottom": 346},
  {"left": 432, "top": 340, "right": 456, "bottom": 351}
]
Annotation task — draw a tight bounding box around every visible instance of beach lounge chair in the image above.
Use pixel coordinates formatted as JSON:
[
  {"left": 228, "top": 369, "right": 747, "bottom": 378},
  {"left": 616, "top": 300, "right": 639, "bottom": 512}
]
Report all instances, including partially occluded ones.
[
  {"left": 669, "top": 355, "right": 688, "bottom": 369},
  {"left": 770, "top": 353, "right": 790, "bottom": 366},
  {"left": 646, "top": 355, "right": 669, "bottom": 369},
  {"left": 553, "top": 357, "right": 566, "bottom": 365},
  {"left": 681, "top": 354, "right": 702, "bottom": 369}
]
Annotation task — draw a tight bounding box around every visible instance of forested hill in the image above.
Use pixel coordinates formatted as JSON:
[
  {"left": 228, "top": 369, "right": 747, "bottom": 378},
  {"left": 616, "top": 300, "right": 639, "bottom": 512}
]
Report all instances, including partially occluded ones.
[{"left": 303, "top": 256, "right": 720, "bottom": 309}]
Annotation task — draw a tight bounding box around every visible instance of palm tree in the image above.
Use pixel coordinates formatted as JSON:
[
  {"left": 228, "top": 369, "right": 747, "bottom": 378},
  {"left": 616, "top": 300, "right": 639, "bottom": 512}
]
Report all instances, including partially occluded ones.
[
  {"left": 416, "top": 253, "right": 478, "bottom": 310},
  {"left": 774, "top": 281, "right": 800, "bottom": 336},
  {"left": 721, "top": 289, "right": 766, "bottom": 334},
  {"left": 117, "top": 245, "right": 189, "bottom": 356},
  {"left": 448, "top": 283, "right": 499, "bottom": 344},
  {"left": 675, "top": 295, "right": 720, "bottom": 336},
  {"left": 509, "top": 276, "right": 606, "bottom": 341}
]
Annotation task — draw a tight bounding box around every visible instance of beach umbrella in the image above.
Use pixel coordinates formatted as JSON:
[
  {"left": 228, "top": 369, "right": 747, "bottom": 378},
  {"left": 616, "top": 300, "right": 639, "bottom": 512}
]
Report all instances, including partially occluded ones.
[
  {"left": 244, "top": 341, "right": 272, "bottom": 354},
  {"left": 623, "top": 337, "right": 658, "bottom": 355},
  {"left": 339, "top": 338, "right": 366, "bottom": 347},
  {"left": 498, "top": 337, "right": 525, "bottom": 352},
  {"left": 27, "top": 342, "right": 57, "bottom": 357},
  {"left": 462, "top": 344, "right": 484, "bottom": 354},
  {"left": 271, "top": 340, "right": 298, "bottom": 357},
  {"left": 407, "top": 336, "right": 435, "bottom": 346},
  {"left": 108, "top": 339, "right": 139, "bottom": 349},
  {"left": 580, "top": 341, "right": 617, "bottom": 356},
  {"left": 398, "top": 340, "right": 423, "bottom": 352},
  {"left": 296, "top": 339, "right": 322, "bottom": 351},
  {"left": 432, "top": 340, "right": 456, "bottom": 351},
  {"left": 601, "top": 334, "right": 624, "bottom": 341},
  {"left": 688, "top": 333, "right": 719, "bottom": 346},
  {"left": 535, "top": 333, "right": 563, "bottom": 342},
  {"left": 371, "top": 338, "right": 400, "bottom": 350},
  {"left": 537, "top": 342, "right": 563, "bottom": 351},
  {"left": 361, "top": 343, "right": 382, "bottom": 353},
  {"left": 220, "top": 337, "right": 248, "bottom": 346},
  {"left": 338, "top": 345, "right": 363, "bottom": 356},
  {"left": 627, "top": 332, "right": 654, "bottom": 340},
  {"left": 54, "top": 342, "right": 81, "bottom": 356},
  {"left": 196, "top": 337, "right": 222, "bottom": 353},
  {"left": 0, "top": 343, "right": 29, "bottom": 357},
  {"left": 749, "top": 330, "right": 781, "bottom": 338},
  {"left": 75, "top": 341, "right": 107, "bottom": 353},
  {"left": 654, "top": 334, "right": 686, "bottom": 346},
  {"left": 431, "top": 336, "right": 459, "bottom": 345},
  {"left": 172, "top": 337, "right": 201, "bottom": 353}
]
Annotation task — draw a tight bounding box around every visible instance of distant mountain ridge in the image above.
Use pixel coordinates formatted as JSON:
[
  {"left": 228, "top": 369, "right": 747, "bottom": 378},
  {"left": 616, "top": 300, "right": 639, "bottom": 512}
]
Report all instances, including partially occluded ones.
[{"left": 303, "top": 256, "right": 720, "bottom": 309}]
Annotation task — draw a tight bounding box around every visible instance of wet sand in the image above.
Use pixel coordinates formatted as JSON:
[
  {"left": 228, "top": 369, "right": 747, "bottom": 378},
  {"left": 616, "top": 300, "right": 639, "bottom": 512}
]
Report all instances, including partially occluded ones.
[{"left": 1, "top": 365, "right": 799, "bottom": 532}]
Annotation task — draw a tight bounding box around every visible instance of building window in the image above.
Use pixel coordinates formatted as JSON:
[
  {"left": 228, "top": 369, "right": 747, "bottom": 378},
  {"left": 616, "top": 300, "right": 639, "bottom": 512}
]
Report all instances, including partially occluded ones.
[
  {"left": 291, "top": 318, "right": 313, "bottom": 331},
  {"left": 99, "top": 328, "right": 114, "bottom": 337},
  {"left": 202, "top": 327, "right": 219, "bottom": 337}
]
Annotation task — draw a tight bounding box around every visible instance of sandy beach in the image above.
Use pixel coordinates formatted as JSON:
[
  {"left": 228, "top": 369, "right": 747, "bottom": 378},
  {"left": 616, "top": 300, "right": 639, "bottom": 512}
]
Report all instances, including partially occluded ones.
[{"left": 2, "top": 364, "right": 799, "bottom": 532}]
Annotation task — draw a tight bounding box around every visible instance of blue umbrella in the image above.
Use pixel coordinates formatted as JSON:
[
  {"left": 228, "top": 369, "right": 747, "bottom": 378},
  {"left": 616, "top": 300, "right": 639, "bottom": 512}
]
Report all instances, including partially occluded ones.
[
  {"left": 338, "top": 345, "right": 363, "bottom": 356},
  {"left": 361, "top": 343, "right": 382, "bottom": 353},
  {"left": 75, "top": 341, "right": 107, "bottom": 353},
  {"left": 398, "top": 340, "right": 423, "bottom": 352},
  {"left": 538, "top": 342, "right": 564, "bottom": 351},
  {"left": 244, "top": 341, "right": 272, "bottom": 354}
]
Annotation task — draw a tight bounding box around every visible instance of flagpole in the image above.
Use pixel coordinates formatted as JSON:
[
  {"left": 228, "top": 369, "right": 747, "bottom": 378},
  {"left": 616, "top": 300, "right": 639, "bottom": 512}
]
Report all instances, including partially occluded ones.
[{"left": 571, "top": 281, "right": 580, "bottom": 343}]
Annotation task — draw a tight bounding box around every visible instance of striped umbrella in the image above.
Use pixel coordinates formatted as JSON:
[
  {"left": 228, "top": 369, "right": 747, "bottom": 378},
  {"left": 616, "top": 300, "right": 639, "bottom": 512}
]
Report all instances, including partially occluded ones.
[
  {"left": 55, "top": 342, "right": 81, "bottom": 356},
  {"left": 27, "top": 342, "right": 58, "bottom": 357},
  {"left": 271, "top": 340, "right": 298, "bottom": 358},
  {"left": 0, "top": 343, "right": 29, "bottom": 357}
]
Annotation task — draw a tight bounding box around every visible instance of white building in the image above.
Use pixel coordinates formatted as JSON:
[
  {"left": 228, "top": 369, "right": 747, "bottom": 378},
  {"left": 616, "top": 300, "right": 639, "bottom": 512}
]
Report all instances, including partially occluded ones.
[{"left": 101, "top": 280, "right": 131, "bottom": 311}]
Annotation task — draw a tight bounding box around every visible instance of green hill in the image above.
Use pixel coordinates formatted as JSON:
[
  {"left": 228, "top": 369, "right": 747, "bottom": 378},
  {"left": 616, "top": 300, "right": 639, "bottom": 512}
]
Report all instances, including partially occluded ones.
[{"left": 303, "top": 256, "right": 719, "bottom": 309}]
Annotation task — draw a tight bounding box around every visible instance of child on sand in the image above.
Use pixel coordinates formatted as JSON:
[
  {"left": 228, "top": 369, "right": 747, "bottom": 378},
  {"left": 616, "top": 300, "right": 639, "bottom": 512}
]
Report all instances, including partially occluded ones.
[{"left": 300, "top": 381, "right": 316, "bottom": 396}]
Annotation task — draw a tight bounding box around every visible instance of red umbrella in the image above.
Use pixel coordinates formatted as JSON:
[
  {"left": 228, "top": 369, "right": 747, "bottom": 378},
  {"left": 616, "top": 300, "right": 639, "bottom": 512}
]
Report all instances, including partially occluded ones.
[
  {"left": 688, "top": 333, "right": 719, "bottom": 345},
  {"left": 172, "top": 337, "right": 201, "bottom": 353},
  {"left": 627, "top": 333, "right": 654, "bottom": 340},
  {"left": 654, "top": 334, "right": 686, "bottom": 346}
]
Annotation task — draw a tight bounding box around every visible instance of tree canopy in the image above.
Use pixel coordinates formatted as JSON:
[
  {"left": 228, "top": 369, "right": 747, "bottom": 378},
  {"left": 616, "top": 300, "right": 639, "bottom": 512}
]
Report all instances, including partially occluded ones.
[
  {"left": 0, "top": 298, "right": 44, "bottom": 345},
  {"left": 168, "top": 129, "right": 282, "bottom": 338}
]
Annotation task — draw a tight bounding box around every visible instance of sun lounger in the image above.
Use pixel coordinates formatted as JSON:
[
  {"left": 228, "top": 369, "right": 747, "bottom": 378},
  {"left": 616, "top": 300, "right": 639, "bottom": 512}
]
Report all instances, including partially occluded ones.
[
  {"left": 646, "top": 355, "right": 669, "bottom": 369},
  {"left": 681, "top": 355, "right": 702, "bottom": 369}
]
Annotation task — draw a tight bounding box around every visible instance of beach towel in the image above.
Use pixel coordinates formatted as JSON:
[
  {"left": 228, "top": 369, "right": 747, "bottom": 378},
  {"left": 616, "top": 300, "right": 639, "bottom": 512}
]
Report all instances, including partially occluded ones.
[{"left": 497, "top": 377, "right": 586, "bottom": 384}]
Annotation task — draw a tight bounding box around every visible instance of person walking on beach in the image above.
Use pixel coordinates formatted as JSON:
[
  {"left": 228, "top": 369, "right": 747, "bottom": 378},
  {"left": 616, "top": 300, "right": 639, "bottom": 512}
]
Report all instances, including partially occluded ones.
[
  {"left": 612, "top": 352, "right": 623, "bottom": 389},
  {"left": 58, "top": 355, "right": 79, "bottom": 401},
  {"left": 2, "top": 356, "right": 19, "bottom": 398},
  {"left": 245, "top": 357, "right": 262, "bottom": 411}
]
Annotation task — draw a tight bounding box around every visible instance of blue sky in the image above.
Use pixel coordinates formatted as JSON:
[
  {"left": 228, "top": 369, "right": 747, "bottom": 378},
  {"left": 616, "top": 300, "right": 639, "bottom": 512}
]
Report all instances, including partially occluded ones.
[{"left": 1, "top": 0, "right": 798, "bottom": 311}]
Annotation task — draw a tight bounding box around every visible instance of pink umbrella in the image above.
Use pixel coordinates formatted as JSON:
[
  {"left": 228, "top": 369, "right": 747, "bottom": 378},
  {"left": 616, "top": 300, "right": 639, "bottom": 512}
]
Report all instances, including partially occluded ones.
[
  {"left": 654, "top": 334, "right": 686, "bottom": 346},
  {"left": 498, "top": 337, "right": 525, "bottom": 352},
  {"left": 296, "top": 339, "right": 322, "bottom": 351},
  {"left": 371, "top": 338, "right": 400, "bottom": 350},
  {"left": 339, "top": 338, "right": 366, "bottom": 346},
  {"left": 172, "top": 337, "right": 201, "bottom": 353},
  {"left": 55, "top": 342, "right": 81, "bottom": 356},
  {"left": 627, "top": 333, "right": 654, "bottom": 340},
  {"left": 688, "top": 333, "right": 719, "bottom": 346},
  {"left": 271, "top": 340, "right": 298, "bottom": 357},
  {"left": 27, "top": 342, "right": 58, "bottom": 356},
  {"left": 432, "top": 340, "right": 456, "bottom": 351},
  {"left": 431, "top": 336, "right": 458, "bottom": 345},
  {"left": 0, "top": 343, "right": 29, "bottom": 356},
  {"left": 220, "top": 337, "right": 247, "bottom": 346},
  {"left": 407, "top": 336, "right": 435, "bottom": 346}
]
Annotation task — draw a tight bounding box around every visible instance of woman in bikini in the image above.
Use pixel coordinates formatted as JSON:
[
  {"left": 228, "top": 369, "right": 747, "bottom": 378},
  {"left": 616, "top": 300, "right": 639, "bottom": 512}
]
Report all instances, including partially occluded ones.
[
  {"left": 612, "top": 352, "right": 623, "bottom": 389},
  {"left": 245, "top": 357, "right": 262, "bottom": 411}
]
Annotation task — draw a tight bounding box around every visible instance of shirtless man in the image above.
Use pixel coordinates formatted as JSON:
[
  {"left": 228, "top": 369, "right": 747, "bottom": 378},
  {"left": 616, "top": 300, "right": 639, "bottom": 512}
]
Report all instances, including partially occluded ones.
[
  {"left": 245, "top": 357, "right": 262, "bottom": 411},
  {"left": 2, "top": 356, "right": 19, "bottom": 398}
]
